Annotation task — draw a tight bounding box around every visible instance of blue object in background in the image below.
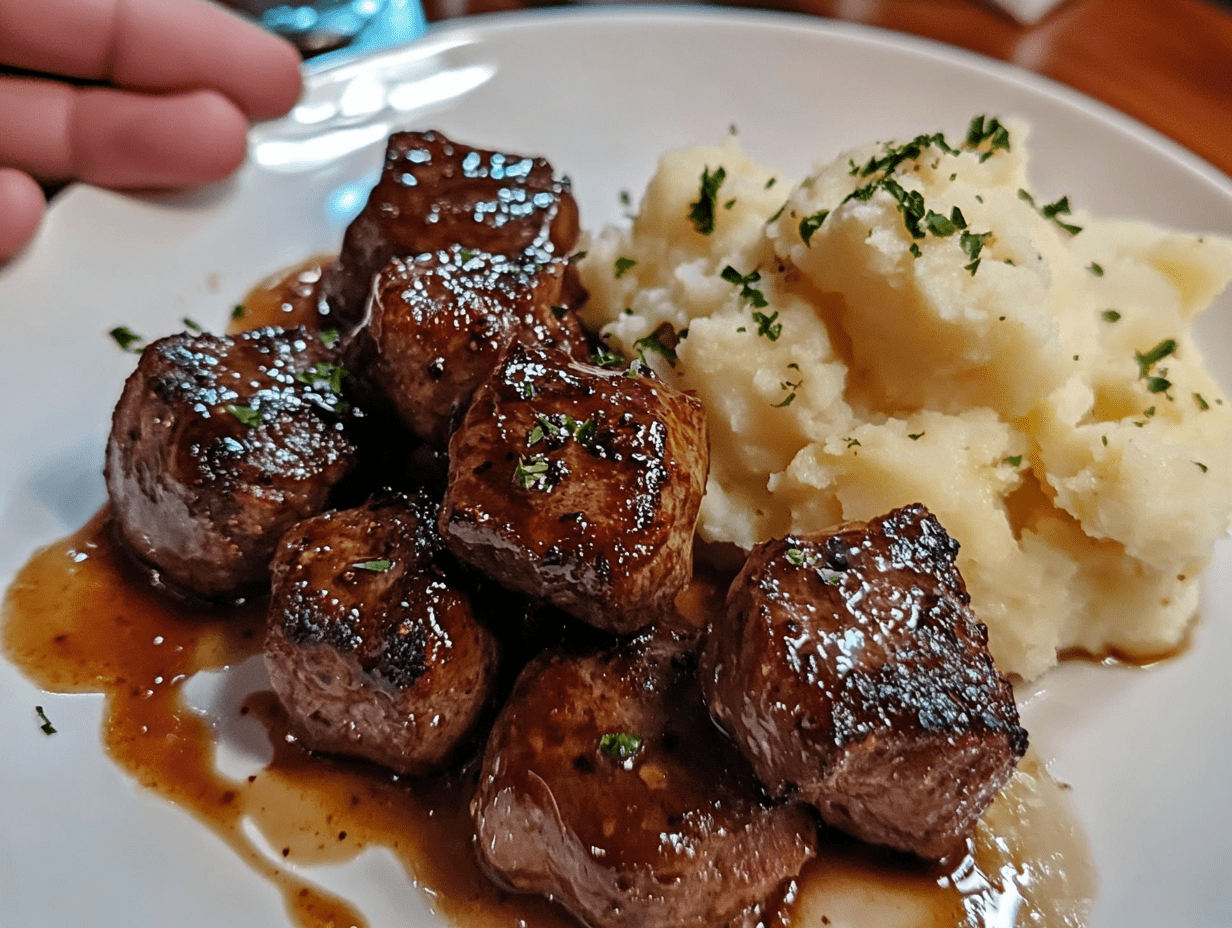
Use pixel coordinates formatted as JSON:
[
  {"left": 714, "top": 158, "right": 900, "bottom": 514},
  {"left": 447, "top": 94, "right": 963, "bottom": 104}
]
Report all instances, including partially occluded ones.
[{"left": 249, "top": 0, "right": 427, "bottom": 58}]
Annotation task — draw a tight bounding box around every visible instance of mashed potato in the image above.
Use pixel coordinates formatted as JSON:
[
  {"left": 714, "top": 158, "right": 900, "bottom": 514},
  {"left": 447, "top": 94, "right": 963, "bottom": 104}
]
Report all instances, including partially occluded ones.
[{"left": 578, "top": 118, "right": 1232, "bottom": 681}]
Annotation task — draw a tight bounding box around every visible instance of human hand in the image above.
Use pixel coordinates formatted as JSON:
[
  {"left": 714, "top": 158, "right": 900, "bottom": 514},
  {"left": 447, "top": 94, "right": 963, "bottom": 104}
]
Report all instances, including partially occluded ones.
[{"left": 0, "top": 0, "right": 303, "bottom": 263}]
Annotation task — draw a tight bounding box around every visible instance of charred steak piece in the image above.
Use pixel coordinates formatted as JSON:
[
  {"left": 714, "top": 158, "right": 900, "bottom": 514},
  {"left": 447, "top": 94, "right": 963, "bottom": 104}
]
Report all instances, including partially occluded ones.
[
  {"left": 265, "top": 491, "right": 500, "bottom": 776},
  {"left": 351, "top": 245, "right": 586, "bottom": 447},
  {"left": 105, "top": 327, "right": 356, "bottom": 601},
  {"left": 472, "top": 633, "right": 817, "bottom": 928},
  {"left": 701, "top": 504, "right": 1028, "bottom": 861},
  {"left": 319, "top": 130, "right": 580, "bottom": 328},
  {"left": 439, "top": 343, "right": 709, "bottom": 635}
]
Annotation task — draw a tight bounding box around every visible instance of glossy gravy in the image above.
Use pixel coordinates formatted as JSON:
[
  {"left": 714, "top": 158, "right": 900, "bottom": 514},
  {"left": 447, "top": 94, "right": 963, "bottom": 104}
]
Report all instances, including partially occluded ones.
[
  {"left": 0, "top": 262, "right": 1095, "bottom": 928},
  {"left": 2, "top": 514, "right": 1094, "bottom": 928}
]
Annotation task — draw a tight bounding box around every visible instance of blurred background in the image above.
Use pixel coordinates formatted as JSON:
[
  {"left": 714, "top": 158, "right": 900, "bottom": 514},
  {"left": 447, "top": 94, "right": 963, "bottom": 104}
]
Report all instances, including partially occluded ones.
[{"left": 220, "top": 0, "right": 1232, "bottom": 180}]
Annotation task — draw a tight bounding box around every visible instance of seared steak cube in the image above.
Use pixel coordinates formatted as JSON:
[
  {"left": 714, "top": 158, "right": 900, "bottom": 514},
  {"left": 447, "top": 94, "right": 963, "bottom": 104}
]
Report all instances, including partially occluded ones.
[
  {"left": 472, "top": 633, "right": 817, "bottom": 928},
  {"left": 439, "top": 343, "right": 709, "bottom": 634},
  {"left": 105, "top": 327, "right": 356, "bottom": 601},
  {"left": 352, "top": 246, "right": 586, "bottom": 447},
  {"left": 701, "top": 504, "right": 1028, "bottom": 860},
  {"left": 319, "top": 130, "right": 580, "bottom": 328},
  {"left": 265, "top": 492, "right": 500, "bottom": 776}
]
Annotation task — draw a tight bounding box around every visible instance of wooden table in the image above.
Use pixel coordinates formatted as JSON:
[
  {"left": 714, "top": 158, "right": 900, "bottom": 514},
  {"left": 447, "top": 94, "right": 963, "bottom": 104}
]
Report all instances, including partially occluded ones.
[{"left": 419, "top": 0, "right": 1232, "bottom": 180}]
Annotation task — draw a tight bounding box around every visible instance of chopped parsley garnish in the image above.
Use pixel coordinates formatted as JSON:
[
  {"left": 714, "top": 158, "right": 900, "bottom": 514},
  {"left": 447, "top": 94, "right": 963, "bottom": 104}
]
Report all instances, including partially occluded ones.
[
  {"left": 183, "top": 317, "right": 202, "bottom": 332},
  {"left": 908, "top": 432, "right": 925, "bottom": 440},
  {"left": 514, "top": 455, "right": 551, "bottom": 491},
  {"left": 319, "top": 328, "right": 340, "bottom": 348},
  {"left": 1041, "top": 196, "right": 1083, "bottom": 235},
  {"left": 620, "top": 190, "right": 631, "bottom": 206},
  {"left": 1195, "top": 393, "right": 1211, "bottom": 411},
  {"left": 551, "top": 304, "right": 569, "bottom": 319},
  {"left": 909, "top": 243, "right": 922, "bottom": 258},
  {"left": 633, "top": 326, "right": 678, "bottom": 367},
  {"left": 844, "top": 437, "right": 861, "bottom": 449},
  {"left": 1195, "top": 461, "right": 1209, "bottom": 473},
  {"left": 688, "top": 166, "right": 726, "bottom": 235},
  {"left": 1102, "top": 310, "right": 1122, "bottom": 323},
  {"left": 785, "top": 548, "right": 812, "bottom": 566},
  {"left": 35, "top": 705, "right": 56, "bottom": 735},
  {"left": 226, "top": 403, "right": 263, "bottom": 427},
  {"left": 1146, "top": 376, "right": 1172, "bottom": 394},
  {"left": 720, "top": 265, "right": 769, "bottom": 308},
  {"left": 752, "top": 311, "right": 782, "bottom": 341},
  {"left": 1088, "top": 262, "right": 1105, "bottom": 277},
  {"left": 960, "top": 230, "right": 992, "bottom": 274},
  {"left": 1020, "top": 188, "right": 1083, "bottom": 235},
  {"left": 964, "top": 115, "right": 1011, "bottom": 162},
  {"left": 773, "top": 393, "right": 796, "bottom": 408},
  {"left": 799, "top": 210, "right": 830, "bottom": 245},
  {"left": 614, "top": 256, "right": 637, "bottom": 279},
  {"left": 458, "top": 248, "right": 475, "bottom": 264},
  {"left": 295, "top": 361, "right": 348, "bottom": 394},
  {"left": 767, "top": 202, "right": 787, "bottom": 224},
  {"left": 355, "top": 559, "right": 392, "bottom": 572},
  {"left": 599, "top": 732, "right": 643, "bottom": 760},
  {"left": 109, "top": 326, "right": 144, "bottom": 352},
  {"left": 232, "top": 304, "right": 246, "bottom": 320},
  {"left": 1003, "top": 455, "right": 1023, "bottom": 467},
  {"left": 1135, "top": 339, "right": 1177, "bottom": 378},
  {"left": 724, "top": 198, "right": 736, "bottom": 210},
  {"left": 590, "top": 350, "right": 625, "bottom": 369}
]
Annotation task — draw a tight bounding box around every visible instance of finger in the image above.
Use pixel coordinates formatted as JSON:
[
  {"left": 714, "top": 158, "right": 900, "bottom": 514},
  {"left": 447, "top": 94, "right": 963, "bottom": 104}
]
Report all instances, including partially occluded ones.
[
  {"left": 0, "top": 76, "right": 248, "bottom": 187},
  {"left": 0, "top": 167, "right": 46, "bottom": 262},
  {"left": 0, "top": 0, "right": 302, "bottom": 121}
]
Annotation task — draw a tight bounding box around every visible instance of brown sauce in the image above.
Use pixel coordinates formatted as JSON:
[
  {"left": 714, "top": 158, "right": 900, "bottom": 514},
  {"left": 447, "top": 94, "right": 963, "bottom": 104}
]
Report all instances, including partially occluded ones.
[
  {"left": 2, "top": 514, "right": 1094, "bottom": 928},
  {"left": 0, "top": 261, "right": 1096, "bottom": 928}
]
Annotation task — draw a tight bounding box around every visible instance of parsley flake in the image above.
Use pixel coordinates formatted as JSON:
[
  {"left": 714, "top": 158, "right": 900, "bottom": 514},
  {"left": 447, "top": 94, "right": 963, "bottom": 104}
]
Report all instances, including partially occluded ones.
[
  {"left": 633, "top": 326, "right": 679, "bottom": 367},
  {"left": 799, "top": 210, "right": 830, "bottom": 245},
  {"left": 908, "top": 432, "right": 925, "bottom": 440},
  {"left": 514, "top": 455, "right": 551, "bottom": 491},
  {"left": 1135, "top": 339, "right": 1177, "bottom": 379},
  {"left": 1195, "top": 393, "right": 1211, "bottom": 411},
  {"left": 1195, "top": 461, "right": 1209, "bottom": 473},
  {"left": 591, "top": 350, "right": 625, "bottom": 369},
  {"left": 295, "top": 361, "right": 348, "bottom": 394},
  {"left": 688, "top": 166, "right": 726, "bottom": 235},
  {"left": 1102, "top": 310, "right": 1122, "bottom": 323},
  {"left": 232, "top": 304, "right": 246, "bottom": 320},
  {"left": 1003, "top": 455, "right": 1023, "bottom": 467},
  {"left": 773, "top": 393, "right": 796, "bottom": 408},
  {"left": 614, "top": 257, "right": 637, "bottom": 279},
  {"left": 720, "top": 265, "right": 769, "bottom": 308},
  {"left": 109, "top": 326, "right": 144, "bottom": 352},
  {"left": 752, "top": 311, "right": 782, "bottom": 342},
  {"left": 227, "top": 404, "right": 263, "bottom": 427},
  {"left": 319, "top": 328, "right": 340, "bottom": 348},
  {"left": 183, "top": 317, "right": 202, "bottom": 332},
  {"left": 35, "top": 705, "right": 56, "bottom": 735},
  {"left": 599, "top": 732, "right": 643, "bottom": 760},
  {"left": 1088, "top": 262, "right": 1105, "bottom": 277},
  {"left": 355, "top": 559, "right": 392, "bottom": 572}
]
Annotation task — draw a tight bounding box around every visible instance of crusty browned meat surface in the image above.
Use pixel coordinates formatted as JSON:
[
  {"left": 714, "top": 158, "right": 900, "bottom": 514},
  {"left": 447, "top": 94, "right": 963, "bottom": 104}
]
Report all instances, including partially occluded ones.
[
  {"left": 472, "top": 632, "right": 817, "bottom": 928},
  {"left": 438, "top": 343, "right": 709, "bottom": 634},
  {"left": 701, "top": 504, "right": 1028, "bottom": 861},
  {"left": 265, "top": 491, "right": 500, "bottom": 776},
  {"left": 318, "top": 130, "right": 580, "bottom": 328},
  {"left": 105, "top": 327, "right": 356, "bottom": 601},
  {"left": 350, "top": 245, "right": 586, "bottom": 447}
]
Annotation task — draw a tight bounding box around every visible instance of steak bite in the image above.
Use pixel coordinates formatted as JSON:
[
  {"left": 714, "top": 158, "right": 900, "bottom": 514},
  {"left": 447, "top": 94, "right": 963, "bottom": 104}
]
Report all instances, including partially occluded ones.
[
  {"left": 701, "top": 504, "right": 1028, "bottom": 861},
  {"left": 105, "top": 327, "right": 356, "bottom": 601},
  {"left": 350, "top": 245, "right": 586, "bottom": 447},
  {"left": 439, "top": 343, "right": 709, "bottom": 635},
  {"left": 319, "top": 130, "right": 580, "bottom": 328},
  {"left": 265, "top": 491, "right": 500, "bottom": 776},
  {"left": 472, "top": 633, "right": 817, "bottom": 928}
]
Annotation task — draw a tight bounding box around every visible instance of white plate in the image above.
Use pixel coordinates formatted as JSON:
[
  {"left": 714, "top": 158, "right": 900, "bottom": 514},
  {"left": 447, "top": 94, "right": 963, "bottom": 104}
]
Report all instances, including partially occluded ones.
[{"left": 2, "top": 8, "right": 1230, "bottom": 928}]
